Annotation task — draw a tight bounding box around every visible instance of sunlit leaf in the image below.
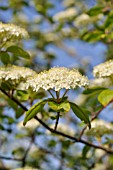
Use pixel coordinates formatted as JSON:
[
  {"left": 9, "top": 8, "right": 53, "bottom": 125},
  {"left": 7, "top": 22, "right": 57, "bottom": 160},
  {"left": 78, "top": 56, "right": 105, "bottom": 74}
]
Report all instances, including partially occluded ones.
[
  {"left": 16, "top": 90, "right": 29, "bottom": 101},
  {"left": 48, "top": 99, "right": 70, "bottom": 112},
  {"left": 98, "top": 89, "right": 113, "bottom": 106}
]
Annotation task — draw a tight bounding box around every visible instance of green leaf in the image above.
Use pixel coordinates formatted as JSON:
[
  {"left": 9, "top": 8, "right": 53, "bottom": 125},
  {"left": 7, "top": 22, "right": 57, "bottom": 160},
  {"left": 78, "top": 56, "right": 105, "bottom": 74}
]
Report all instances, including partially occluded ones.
[
  {"left": 6, "top": 46, "right": 30, "bottom": 59},
  {"left": 0, "top": 51, "right": 10, "bottom": 64},
  {"left": 7, "top": 98, "right": 18, "bottom": 110},
  {"left": 23, "top": 100, "right": 47, "bottom": 126},
  {"left": 15, "top": 107, "right": 24, "bottom": 119},
  {"left": 48, "top": 140, "right": 57, "bottom": 147},
  {"left": 83, "top": 87, "right": 107, "bottom": 94},
  {"left": 12, "top": 147, "right": 25, "bottom": 156},
  {"left": 0, "top": 124, "right": 4, "bottom": 130},
  {"left": 81, "top": 30, "right": 104, "bottom": 42},
  {"left": 48, "top": 100, "right": 70, "bottom": 112},
  {"left": 104, "top": 11, "right": 113, "bottom": 29},
  {"left": 98, "top": 89, "right": 113, "bottom": 106},
  {"left": 0, "top": 6, "right": 9, "bottom": 10},
  {"left": 70, "top": 102, "right": 91, "bottom": 128},
  {"left": 16, "top": 90, "right": 29, "bottom": 101},
  {"left": 82, "top": 145, "right": 91, "bottom": 158},
  {"left": 1, "top": 82, "right": 12, "bottom": 91},
  {"left": 87, "top": 6, "right": 104, "bottom": 16}
]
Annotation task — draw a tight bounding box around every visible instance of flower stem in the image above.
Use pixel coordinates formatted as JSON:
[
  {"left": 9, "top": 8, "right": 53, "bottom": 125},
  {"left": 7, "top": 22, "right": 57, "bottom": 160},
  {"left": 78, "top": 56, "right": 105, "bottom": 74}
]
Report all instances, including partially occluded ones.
[
  {"left": 54, "top": 112, "right": 60, "bottom": 130},
  {"left": 62, "top": 89, "right": 68, "bottom": 98},
  {"left": 56, "top": 91, "right": 60, "bottom": 99},
  {"left": 54, "top": 91, "right": 60, "bottom": 130},
  {"left": 48, "top": 89, "right": 55, "bottom": 99}
]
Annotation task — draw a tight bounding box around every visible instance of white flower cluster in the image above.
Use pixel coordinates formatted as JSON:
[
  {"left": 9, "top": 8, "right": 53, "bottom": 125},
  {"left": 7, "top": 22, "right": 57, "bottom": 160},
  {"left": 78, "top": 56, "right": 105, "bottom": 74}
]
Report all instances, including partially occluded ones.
[
  {"left": 0, "top": 65, "right": 36, "bottom": 85},
  {"left": 86, "top": 119, "right": 113, "bottom": 137},
  {"left": 89, "top": 78, "right": 112, "bottom": 87},
  {"left": 74, "top": 14, "right": 90, "bottom": 26},
  {"left": 93, "top": 60, "right": 113, "bottom": 78},
  {"left": 0, "top": 22, "right": 28, "bottom": 47},
  {"left": 45, "top": 32, "right": 59, "bottom": 42},
  {"left": 26, "top": 67, "right": 89, "bottom": 92},
  {"left": 53, "top": 8, "right": 77, "bottom": 21}
]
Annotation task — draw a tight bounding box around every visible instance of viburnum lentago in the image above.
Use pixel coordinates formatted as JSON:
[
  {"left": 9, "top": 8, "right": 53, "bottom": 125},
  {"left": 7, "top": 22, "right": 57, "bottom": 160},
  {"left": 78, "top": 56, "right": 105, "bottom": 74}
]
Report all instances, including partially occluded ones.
[
  {"left": 26, "top": 67, "right": 89, "bottom": 92},
  {"left": 0, "top": 22, "right": 28, "bottom": 47},
  {"left": 93, "top": 60, "right": 113, "bottom": 78},
  {"left": 0, "top": 65, "right": 36, "bottom": 86}
]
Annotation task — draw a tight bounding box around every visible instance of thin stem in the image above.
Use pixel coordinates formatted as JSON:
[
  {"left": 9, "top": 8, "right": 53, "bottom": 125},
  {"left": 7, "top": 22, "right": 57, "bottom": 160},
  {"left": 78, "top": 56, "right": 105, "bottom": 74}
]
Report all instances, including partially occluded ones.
[
  {"left": 62, "top": 89, "right": 68, "bottom": 98},
  {"left": 48, "top": 89, "right": 55, "bottom": 99},
  {"left": 54, "top": 112, "right": 60, "bottom": 130},
  {"left": 56, "top": 91, "right": 60, "bottom": 99},
  {"left": 54, "top": 91, "right": 60, "bottom": 130}
]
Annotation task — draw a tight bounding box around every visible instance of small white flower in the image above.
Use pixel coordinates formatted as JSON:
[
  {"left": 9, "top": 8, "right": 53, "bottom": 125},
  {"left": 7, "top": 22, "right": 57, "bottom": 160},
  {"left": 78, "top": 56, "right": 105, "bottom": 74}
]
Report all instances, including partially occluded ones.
[
  {"left": 93, "top": 60, "right": 113, "bottom": 78},
  {"left": 26, "top": 67, "right": 89, "bottom": 92},
  {"left": 53, "top": 8, "right": 77, "bottom": 21},
  {"left": 91, "top": 119, "right": 113, "bottom": 129},
  {"left": 89, "top": 78, "right": 112, "bottom": 87},
  {"left": 0, "top": 65, "right": 36, "bottom": 86},
  {"left": 74, "top": 13, "right": 90, "bottom": 26},
  {"left": 0, "top": 22, "right": 28, "bottom": 47}
]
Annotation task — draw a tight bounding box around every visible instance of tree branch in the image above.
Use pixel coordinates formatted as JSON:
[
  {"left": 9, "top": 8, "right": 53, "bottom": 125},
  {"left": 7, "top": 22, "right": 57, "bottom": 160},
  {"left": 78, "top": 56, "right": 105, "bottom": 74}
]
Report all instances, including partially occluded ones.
[
  {"left": 34, "top": 115, "right": 113, "bottom": 154},
  {"left": 0, "top": 87, "right": 28, "bottom": 111},
  {"left": 1, "top": 88, "right": 113, "bottom": 154}
]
